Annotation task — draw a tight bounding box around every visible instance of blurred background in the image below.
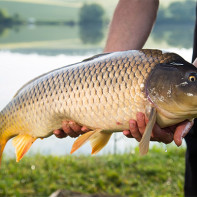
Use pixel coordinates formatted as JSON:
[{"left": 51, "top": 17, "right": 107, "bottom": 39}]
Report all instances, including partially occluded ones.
[{"left": 0, "top": 0, "right": 195, "bottom": 196}]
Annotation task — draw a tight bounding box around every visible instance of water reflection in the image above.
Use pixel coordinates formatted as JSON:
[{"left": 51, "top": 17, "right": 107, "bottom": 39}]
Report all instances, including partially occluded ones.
[
  {"left": 0, "top": 23, "right": 194, "bottom": 53},
  {"left": 152, "top": 24, "right": 194, "bottom": 49},
  {"left": 0, "top": 26, "right": 8, "bottom": 37},
  {"left": 79, "top": 23, "right": 104, "bottom": 44}
]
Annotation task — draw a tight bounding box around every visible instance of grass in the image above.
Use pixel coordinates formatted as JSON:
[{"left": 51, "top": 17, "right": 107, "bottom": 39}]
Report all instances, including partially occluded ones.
[{"left": 0, "top": 146, "right": 186, "bottom": 197}]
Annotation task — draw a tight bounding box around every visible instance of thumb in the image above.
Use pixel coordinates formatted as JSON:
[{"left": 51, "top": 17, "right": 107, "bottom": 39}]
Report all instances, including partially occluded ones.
[{"left": 173, "top": 120, "right": 194, "bottom": 147}]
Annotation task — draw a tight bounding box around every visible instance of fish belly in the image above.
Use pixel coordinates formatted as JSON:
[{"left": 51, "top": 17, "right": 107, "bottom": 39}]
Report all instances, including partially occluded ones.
[
  {"left": 0, "top": 49, "right": 181, "bottom": 163},
  {"left": 1, "top": 49, "right": 176, "bottom": 138}
]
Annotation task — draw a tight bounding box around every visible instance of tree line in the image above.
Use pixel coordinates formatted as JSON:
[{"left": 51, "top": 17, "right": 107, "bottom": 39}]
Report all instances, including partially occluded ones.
[
  {"left": 0, "top": 1, "right": 195, "bottom": 27},
  {"left": 0, "top": 1, "right": 196, "bottom": 47},
  {"left": 156, "top": 1, "right": 195, "bottom": 25}
]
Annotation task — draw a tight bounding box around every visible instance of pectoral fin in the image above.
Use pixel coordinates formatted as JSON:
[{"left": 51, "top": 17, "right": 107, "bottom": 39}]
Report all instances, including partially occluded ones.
[
  {"left": 12, "top": 134, "right": 37, "bottom": 162},
  {"left": 139, "top": 107, "right": 156, "bottom": 155},
  {"left": 90, "top": 131, "right": 112, "bottom": 154},
  {"left": 71, "top": 129, "right": 112, "bottom": 154},
  {"left": 70, "top": 130, "right": 96, "bottom": 154}
]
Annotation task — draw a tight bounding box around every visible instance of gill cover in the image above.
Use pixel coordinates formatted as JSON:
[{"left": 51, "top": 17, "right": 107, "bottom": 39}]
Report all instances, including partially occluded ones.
[{"left": 146, "top": 57, "right": 197, "bottom": 127}]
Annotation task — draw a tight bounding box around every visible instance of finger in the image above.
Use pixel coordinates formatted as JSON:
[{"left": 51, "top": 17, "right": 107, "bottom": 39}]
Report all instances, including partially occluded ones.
[
  {"left": 62, "top": 121, "right": 79, "bottom": 137},
  {"left": 81, "top": 126, "right": 90, "bottom": 133},
  {"left": 151, "top": 124, "right": 174, "bottom": 144},
  {"left": 136, "top": 112, "right": 146, "bottom": 135},
  {"left": 68, "top": 121, "right": 83, "bottom": 134},
  {"left": 53, "top": 129, "right": 68, "bottom": 138},
  {"left": 174, "top": 120, "right": 194, "bottom": 147},
  {"left": 123, "top": 130, "right": 133, "bottom": 138},
  {"left": 128, "top": 119, "right": 142, "bottom": 141},
  {"left": 193, "top": 58, "right": 197, "bottom": 67}
]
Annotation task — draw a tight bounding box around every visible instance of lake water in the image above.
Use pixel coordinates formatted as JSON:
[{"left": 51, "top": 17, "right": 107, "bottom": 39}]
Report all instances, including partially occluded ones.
[{"left": 0, "top": 23, "right": 194, "bottom": 158}]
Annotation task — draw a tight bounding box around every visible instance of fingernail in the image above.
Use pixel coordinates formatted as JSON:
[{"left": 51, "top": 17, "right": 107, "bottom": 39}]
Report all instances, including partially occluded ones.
[
  {"left": 130, "top": 123, "right": 135, "bottom": 128},
  {"left": 81, "top": 126, "right": 88, "bottom": 132},
  {"left": 53, "top": 130, "right": 60, "bottom": 135},
  {"left": 69, "top": 121, "right": 75, "bottom": 125}
]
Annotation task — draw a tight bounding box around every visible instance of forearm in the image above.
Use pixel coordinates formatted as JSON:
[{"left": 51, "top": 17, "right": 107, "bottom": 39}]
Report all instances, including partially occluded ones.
[{"left": 104, "top": 0, "right": 159, "bottom": 52}]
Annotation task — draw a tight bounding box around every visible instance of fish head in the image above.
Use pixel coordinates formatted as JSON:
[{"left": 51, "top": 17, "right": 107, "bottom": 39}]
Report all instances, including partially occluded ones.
[{"left": 146, "top": 54, "right": 197, "bottom": 126}]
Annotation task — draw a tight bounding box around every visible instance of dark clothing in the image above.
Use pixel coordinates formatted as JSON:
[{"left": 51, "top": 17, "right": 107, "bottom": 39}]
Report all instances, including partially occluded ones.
[
  {"left": 185, "top": 127, "right": 197, "bottom": 196},
  {"left": 184, "top": 5, "right": 197, "bottom": 197},
  {"left": 193, "top": 8, "right": 197, "bottom": 63}
]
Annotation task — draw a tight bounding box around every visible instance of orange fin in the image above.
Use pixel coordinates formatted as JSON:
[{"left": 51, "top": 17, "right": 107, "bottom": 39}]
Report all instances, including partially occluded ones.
[
  {"left": 70, "top": 130, "right": 95, "bottom": 154},
  {"left": 0, "top": 140, "right": 7, "bottom": 166},
  {"left": 90, "top": 131, "right": 112, "bottom": 154},
  {"left": 12, "top": 134, "right": 37, "bottom": 162},
  {"left": 71, "top": 129, "right": 112, "bottom": 154}
]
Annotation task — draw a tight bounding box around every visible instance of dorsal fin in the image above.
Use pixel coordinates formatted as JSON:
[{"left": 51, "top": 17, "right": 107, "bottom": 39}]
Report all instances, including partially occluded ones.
[
  {"left": 82, "top": 53, "right": 111, "bottom": 62},
  {"left": 13, "top": 62, "right": 81, "bottom": 98},
  {"left": 13, "top": 74, "right": 46, "bottom": 98},
  {"left": 13, "top": 52, "right": 111, "bottom": 98}
]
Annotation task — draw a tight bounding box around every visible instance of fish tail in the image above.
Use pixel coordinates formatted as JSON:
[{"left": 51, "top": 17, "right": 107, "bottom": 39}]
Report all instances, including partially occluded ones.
[
  {"left": 0, "top": 112, "right": 37, "bottom": 163},
  {"left": 71, "top": 129, "right": 112, "bottom": 154},
  {"left": 0, "top": 113, "right": 11, "bottom": 165},
  {"left": 0, "top": 139, "right": 7, "bottom": 166}
]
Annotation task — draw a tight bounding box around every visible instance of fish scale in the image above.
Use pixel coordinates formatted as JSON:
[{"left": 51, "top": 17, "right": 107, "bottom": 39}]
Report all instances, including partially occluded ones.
[
  {"left": 2, "top": 50, "right": 171, "bottom": 134},
  {"left": 1, "top": 49, "right": 195, "bottom": 163}
]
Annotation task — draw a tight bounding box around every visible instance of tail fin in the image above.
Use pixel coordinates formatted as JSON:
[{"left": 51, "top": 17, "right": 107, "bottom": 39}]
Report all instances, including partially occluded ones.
[
  {"left": 0, "top": 139, "right": 7, "bottom": 165},
  {"left": 71, "top": 129, "right": 112, "bottom": 154},
  {"left": 0, "top": 113, "right": 9, "bottom": 165},
  {"left": 0, "top": 113, "right": 37, "bottom": 164}
]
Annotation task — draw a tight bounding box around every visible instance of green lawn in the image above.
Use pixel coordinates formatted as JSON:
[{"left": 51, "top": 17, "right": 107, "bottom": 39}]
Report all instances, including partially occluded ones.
[{"left": 0, "top": 146, "right": 186, "bottom": 197}]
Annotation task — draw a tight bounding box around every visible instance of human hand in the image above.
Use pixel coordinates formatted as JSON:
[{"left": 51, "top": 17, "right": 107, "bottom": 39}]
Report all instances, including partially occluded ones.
[
  {"left": 53, "top": 121, "right": 89, "bottom": 138},
  {"left": 193, "top": 58, "right": 197, "bottom": 67},
  {"left": 123, "top": 112, "right": 193, "bottom": 146}
]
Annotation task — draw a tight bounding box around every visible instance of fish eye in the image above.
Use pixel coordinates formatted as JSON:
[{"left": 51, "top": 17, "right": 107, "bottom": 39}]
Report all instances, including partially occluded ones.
[{"left": 189, "top": 75, "right": 196, "bottom": 82}]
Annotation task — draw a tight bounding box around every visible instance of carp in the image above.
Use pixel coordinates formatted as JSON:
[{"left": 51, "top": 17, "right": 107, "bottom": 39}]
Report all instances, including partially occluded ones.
[{"left": 0, "top": 49, "right": 196, "bottom": 163}]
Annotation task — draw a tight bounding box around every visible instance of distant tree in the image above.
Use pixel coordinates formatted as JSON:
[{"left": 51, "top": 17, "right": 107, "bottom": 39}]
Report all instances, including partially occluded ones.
[
  {"left": 0, "top": 9, "right": 6, "bottom": 22},
  {"left": 79, "top": 3, "right": 105, "bottom": 25},
  {"left": 0, "top": 9, "right": 13, "bottom": 25},
  {"left": 79, "top": 23, "right": 104, "bottom": 44},
  {"left": 152, "top": 24, "right": 193, "bottom": 49},
  {"left": 168, "top": 1, "right": 195, "bottom": 23},
  {"left": 156, "top": 7, "right": 166, "bottom": 24},
  {"left": 156, "top": 1, "right": 195, "bottom": 24}
]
